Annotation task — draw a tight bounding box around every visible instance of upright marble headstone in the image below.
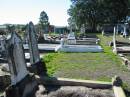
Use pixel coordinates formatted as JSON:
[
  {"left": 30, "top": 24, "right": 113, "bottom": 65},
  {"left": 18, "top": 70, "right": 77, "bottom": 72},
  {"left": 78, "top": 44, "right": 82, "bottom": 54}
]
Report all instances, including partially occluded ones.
[
  {"left": 27, "top": 22, "right": 40, "bottom": 64},
  {"left": 6, "top": 31, "right": 29, "bottom": 85},
  {"left": 80, "top": 24, "right": 85, "bottom": 34},
  {"left": 113, "top": 27, "right": 117, "bottom": 53},
  {"left": 67, "top": 31, "right": 76, "bottom": 44}
]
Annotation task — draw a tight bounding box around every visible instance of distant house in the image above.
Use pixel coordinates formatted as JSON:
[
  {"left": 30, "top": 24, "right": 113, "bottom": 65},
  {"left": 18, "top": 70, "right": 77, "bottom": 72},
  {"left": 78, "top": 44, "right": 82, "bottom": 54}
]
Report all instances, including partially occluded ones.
[
  {"left": 49, "top": 25, "right": 69, "bottom": 34},
  {"left": 54, "top": 26, "right": 69, "bottom": 34}
]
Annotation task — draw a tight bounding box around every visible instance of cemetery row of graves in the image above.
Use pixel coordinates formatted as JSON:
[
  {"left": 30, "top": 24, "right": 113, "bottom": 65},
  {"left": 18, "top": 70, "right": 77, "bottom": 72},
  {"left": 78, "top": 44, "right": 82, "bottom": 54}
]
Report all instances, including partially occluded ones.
[{"left": 0, "top": 22, "right": 130, "bottom": 97}]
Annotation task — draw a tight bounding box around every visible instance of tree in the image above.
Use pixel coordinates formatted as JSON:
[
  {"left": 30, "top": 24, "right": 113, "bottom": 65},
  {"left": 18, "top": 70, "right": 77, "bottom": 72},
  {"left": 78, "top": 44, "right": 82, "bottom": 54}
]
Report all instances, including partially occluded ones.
[
  {"left": 39, "top": 11, "right": 49, "bottom": 35},
  {"left": 68, "top": 0, "right": 129, "bottom": 32}
]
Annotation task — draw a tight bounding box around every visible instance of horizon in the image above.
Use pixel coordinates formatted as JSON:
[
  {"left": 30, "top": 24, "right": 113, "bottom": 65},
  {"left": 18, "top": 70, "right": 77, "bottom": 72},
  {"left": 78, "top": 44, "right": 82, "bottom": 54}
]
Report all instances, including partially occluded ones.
[{"left": 0, "top": 0, "right": 71, "bottom": 26}]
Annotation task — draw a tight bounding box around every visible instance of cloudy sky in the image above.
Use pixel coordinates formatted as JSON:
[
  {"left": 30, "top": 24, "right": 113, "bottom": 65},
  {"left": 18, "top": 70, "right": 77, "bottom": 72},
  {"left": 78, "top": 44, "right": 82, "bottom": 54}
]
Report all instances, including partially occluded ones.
[{"left": 0, "top": 0, "right": 71, "bottom": 26}]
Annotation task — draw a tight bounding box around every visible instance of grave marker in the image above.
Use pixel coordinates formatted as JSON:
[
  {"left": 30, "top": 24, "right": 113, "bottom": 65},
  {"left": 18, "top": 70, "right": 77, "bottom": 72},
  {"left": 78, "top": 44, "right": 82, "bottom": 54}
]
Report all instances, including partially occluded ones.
[
  {"left": 26, "top": 22, "right": 47, "bottom": 75},
  {"left": 113, "top": 27, "right": 117, "bottom": 53},
  {"left": 6, "top": 31, "right": 29, "bottom": 85},
  {"left": 27, "top": 22, "right": 40, "bottom": 64}
]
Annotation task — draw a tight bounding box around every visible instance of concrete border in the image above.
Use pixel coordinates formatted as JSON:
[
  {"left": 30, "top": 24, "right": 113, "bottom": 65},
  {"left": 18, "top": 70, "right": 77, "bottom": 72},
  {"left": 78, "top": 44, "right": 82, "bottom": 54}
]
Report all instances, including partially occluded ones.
[
  {"left": 35, "top": 76, "right": 127, "bottom": 97},
  {"left": 35, "top": 76, "right": 112, "bottom": 89},
  {"left": 113, "top": 86, "right": 126, "bottom": 97}
]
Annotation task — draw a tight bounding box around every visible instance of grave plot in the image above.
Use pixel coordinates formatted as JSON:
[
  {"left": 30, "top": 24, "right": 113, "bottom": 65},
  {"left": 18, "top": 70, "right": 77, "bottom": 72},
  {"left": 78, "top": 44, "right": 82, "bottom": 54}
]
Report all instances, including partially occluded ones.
[
  {"left": 111, "top": 27, "right": 130, "bottom": 69},
  {"left": 55, "top": 32, "right": 103, "bottom": 52}
]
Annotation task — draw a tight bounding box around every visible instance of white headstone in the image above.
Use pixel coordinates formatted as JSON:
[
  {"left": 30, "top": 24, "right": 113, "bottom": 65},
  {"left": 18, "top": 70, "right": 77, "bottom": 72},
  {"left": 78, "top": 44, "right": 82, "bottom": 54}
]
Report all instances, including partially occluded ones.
[
  {"left": 27, "top": 22, "right": 40, "bottom": 64},
  {"left": 67, "top": 32, "right": 76, "bottom": 44},
  {"left": 123, "top": 24, "right": 127, "bottom": 38},
  {"left": 80, "top": 24, "right": 85, "bottom": 34},
  {"left": 113, "top": 27, "right": 117, "bottom": 52},
  {"left": 6, "top": 32, "right": 29, "bottom": 85},
  {"left": 60, "top": 38, "right": 64, "bottom": 47}
]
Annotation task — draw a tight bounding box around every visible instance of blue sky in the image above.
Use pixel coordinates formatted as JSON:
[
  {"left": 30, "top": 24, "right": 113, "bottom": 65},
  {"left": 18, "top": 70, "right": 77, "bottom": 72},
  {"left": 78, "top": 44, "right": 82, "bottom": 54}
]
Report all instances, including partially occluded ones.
[{"left": 0, "top": 0, "right": 71, "bottom": 26}]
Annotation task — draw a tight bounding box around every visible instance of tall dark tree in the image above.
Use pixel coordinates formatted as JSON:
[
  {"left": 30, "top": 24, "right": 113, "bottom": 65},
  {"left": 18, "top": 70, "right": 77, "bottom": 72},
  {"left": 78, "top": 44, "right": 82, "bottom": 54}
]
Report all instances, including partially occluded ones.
[
  {"left": 68, "top": 0, "right": 129, "bottom": 32},
  {"left": 39, "top": 11, "right": 49, "bottom": 35}
]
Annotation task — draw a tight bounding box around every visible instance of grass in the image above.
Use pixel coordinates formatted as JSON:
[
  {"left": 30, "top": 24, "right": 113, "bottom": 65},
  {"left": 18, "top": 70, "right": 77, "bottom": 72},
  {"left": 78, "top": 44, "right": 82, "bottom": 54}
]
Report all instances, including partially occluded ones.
[{"left": 43, "top": 33, "right": 130, "bottom": 91}]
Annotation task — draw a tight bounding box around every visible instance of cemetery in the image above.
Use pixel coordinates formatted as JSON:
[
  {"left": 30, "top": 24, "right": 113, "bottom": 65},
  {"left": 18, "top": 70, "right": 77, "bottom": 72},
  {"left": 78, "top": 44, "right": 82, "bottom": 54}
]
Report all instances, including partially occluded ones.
[
  {"left": 0, "top": 21, "right": 129, "bottom": 97},
  {"left": 0, "top": 0, "right": 130, "bottom": 97}
]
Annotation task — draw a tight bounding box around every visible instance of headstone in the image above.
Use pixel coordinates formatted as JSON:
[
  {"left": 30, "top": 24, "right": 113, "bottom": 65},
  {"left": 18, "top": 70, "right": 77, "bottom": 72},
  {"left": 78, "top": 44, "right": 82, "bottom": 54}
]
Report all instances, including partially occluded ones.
[
  {"left": 6, "top": 31, "right": 29, "bottom": 85},
  {"left": 60, "top": 38, "right": 64, "bottom": 47},
  {"left": 26, "top": 22, "right": 40, "bottom": 64},
  {"left": 123, "top": 24, "right": 128, "bottom": 38},
  {"left": 26, "top": 22, "right": 47, "bottom": 75},
  {"left": 113, "top": 27, "right": 117, "bottom": 53},
  {"left": 80, "top": 24, "right": 85, "bottom": 34},
  {"left": 102, "top": 30, "right": 104, "bottom": 36},
  {"left": 67, "top": 31, "right": 76, "bottom": 44}
]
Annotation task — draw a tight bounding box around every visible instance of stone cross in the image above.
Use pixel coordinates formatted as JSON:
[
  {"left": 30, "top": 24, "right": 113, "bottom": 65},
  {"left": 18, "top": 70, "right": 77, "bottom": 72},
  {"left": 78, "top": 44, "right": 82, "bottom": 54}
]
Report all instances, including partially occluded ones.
[
  {"left": 6, "top": 31, "right": 29, "bottom": 85},
  {"left": 113, "top": 27, "right": 117, "bottom": 53},
  {"left": 26, "top": 22, "right": 40, "bottom": 64}
]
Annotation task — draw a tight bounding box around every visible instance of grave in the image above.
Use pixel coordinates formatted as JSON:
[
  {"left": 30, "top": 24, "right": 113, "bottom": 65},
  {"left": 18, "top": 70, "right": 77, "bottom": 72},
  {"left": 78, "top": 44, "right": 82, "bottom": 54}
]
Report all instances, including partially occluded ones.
[
  {"left": 112, "top": 27, "right": 130, "bottom": 69},
  {"left": 55, "top": 33, "right": 103, "bottom": 52},
  {"left": 112, "top": 27, "right": 130, "bottom": 54},
  {"left": 25, "top": 22, "right": 47, "bottom": 75},
  {"left": 4, "top": 31, "right": 38, "bottom": 97},
  {"left": 0, "top": 25, "right": 126, "bottom": 97}
]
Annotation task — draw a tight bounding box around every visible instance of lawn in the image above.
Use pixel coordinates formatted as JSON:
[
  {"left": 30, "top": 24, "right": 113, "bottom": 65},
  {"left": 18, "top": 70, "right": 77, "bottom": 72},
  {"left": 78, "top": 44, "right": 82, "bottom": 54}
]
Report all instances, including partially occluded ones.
[{"left": 42, "top": 33, "right": 130, "bottom": 92}]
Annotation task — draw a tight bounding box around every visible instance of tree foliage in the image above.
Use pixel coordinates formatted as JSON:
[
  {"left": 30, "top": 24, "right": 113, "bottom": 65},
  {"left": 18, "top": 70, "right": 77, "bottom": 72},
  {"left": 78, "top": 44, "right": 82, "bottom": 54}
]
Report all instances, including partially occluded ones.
[
  {"left": 68, "top": 0, "right": 129, "bottom": 31},
  {"left": 39, "top": 11, "right": 49, "bottom": 34}
]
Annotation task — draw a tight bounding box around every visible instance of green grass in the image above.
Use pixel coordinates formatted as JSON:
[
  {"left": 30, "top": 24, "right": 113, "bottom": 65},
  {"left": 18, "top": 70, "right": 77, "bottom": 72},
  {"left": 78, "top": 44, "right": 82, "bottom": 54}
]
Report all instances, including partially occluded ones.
[{"left": 43, "top": 33, "right": 130, "bottom": 90}]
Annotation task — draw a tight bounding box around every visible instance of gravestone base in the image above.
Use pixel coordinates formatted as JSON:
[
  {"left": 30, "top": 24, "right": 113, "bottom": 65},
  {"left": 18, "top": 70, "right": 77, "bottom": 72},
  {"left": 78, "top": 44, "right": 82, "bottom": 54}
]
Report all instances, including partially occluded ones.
[
  {"left": 28, "top": 60, "right": 47, "bottom": 75},
  {"left": 5, "top": 74, "right": 38, "bottom": 97}
]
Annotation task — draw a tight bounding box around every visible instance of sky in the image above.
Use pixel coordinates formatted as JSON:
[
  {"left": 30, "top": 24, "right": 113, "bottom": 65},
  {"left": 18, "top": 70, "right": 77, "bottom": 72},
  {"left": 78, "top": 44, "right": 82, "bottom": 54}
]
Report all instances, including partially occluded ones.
[{"left": 0, "top": 0, "right": 71, "bottom": 26}]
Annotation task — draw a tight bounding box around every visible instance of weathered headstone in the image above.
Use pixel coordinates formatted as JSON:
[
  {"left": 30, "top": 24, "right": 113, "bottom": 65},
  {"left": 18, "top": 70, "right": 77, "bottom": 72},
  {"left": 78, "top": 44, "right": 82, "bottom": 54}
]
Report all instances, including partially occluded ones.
[
  {"left": 6, "top": 31, "right": 29, "bottom": 85},
  {"left": 27, "top": 22, "right": 40, "bottom": 64},
  {"left": 26, "top": 22, "right": 47, "bottom": 75},
  {"left": 5, "top": 31, "right": 38, "bottom": 97}
]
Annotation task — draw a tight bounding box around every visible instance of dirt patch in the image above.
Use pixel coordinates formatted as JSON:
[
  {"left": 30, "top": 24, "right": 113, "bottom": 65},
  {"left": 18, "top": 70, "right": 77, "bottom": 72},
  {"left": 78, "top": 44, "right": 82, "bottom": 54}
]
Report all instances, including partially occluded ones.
[{"left": 33, "top": 85, "right": 114, "bottom": 97}]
